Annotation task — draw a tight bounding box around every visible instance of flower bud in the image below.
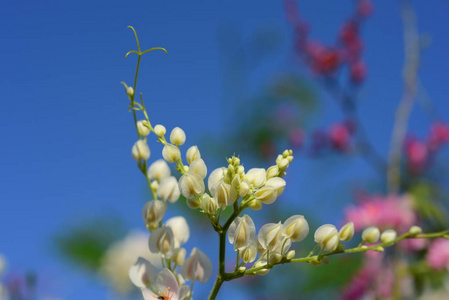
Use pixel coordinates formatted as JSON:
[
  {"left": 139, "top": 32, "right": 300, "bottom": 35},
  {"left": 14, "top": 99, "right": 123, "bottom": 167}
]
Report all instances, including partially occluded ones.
[
  {"left": 278, "top": 158, "right": 289, "bottom": 169},
  {"left": 179, "top": 172, "right": 205, "bottom": 199},
  {"left": 339, "top": 222, "right": 355, "bottom": 242},
  {"left": 409, "top": 226, "right": 422, "bottom": 236},
  {"left": 255, "top": 177, "right": 286, "bottom": 204},
  {"left": 268, "top": 252, "right": 282, "bottom": 264},
  {"left": 171, "top": 248, "right": 186, "bottom": 266},
  {"left": 147, "top": 159, "right": 171, "bottom": 182},
  {"left": 238, "top": 266, "right": 246, "bottom": 273},
  {"left": 239, "top": 180, "right": 250, "bottom": 197},
  {"left": 131, "top": 140, "right": 150, "bottom": 161},
  {"left": 170, "top": 127, "right": 186, "bottom": 146},
  {"left": 126, "top": 86, "right": 134, "bottom": 98},
  {"left": 245, "top": 168, "right": 266, "bottom": 188},
  {"left": 249, "top": 199, "right": 262, "bottom": 210},
  {"left": 362, "top": 226, "right": 380, "bottom": 244},
  {"left": 129, "top": 257, "right": 158, "bottom": 288},
  {"left": 162, "top": 144, "right": 181, "bottom": 163},
  {"left": 381, "top": 229, "right": 397, "bottom": 245},
  {"left": 228, "top": 215, "right": 256, "bottom": 251},
  {"left": 150, "top": 180, "right": 159, "bottom": 191},
  {"left": 165, "top": 216, "right": 190, "bottom": 246},
  {"left": 142, "top": 200, "right": 167, "bottom": 226},
  {"left": 189, "top": 158, "right": 207, "bottom": 179},
  {"left": 137, "top": 120, "right": 151, "bottom": 137},
  {"left": 253, "top": 260, "right": 269, "bottom": 275},
  {"left": 286, "top": 250, "right": 295, "bottom": 260},
  {"left": 200, "top": 194, "right": 218, "bottom": 214},
  {"left": 181, "top": 248, "right": 213, "bottom": 283},
  {"left": 314, "top": 224, "right": 340, "bottom": 251},
  {"left": 157, "top": 176, "right": 180, "bottom": 203},
  {"left": 149, "top": 226, "right": 175, "bottom": 256},
  {"left": 186, "top": 197, "right": 202, "bottom": 209},
  {"left": 186, "top": 146, "right": 201, "bottom": 164},
  {"left": 154, "top": 124, "right": 166, "bottom": 137},
  {"left": 282, "top": 215, "right": 309, "bottom": 242},
  {"left": 258, "top": 222, "right": 283, "bottom": 252}
]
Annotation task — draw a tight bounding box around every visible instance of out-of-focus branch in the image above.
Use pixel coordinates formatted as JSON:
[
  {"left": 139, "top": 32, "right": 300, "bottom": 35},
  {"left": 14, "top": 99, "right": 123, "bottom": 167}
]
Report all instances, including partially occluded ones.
[{"left": 387, "top": 0, "right": 420, "bottom": 193}]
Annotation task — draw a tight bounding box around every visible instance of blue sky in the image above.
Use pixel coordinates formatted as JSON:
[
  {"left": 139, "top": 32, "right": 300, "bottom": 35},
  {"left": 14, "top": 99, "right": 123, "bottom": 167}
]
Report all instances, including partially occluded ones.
[{"left": 1, "top": 0, "right": 449, "bottom": 299}]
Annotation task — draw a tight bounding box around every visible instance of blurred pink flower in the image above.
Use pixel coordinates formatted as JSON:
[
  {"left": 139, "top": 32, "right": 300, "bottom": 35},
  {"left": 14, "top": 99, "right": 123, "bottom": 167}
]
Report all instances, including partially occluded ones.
[
  {"left": 344, "top": 194, "right": 416, "bottom": 232},
  {"left": 405, "top": 137, "right": 429, "bottom": 174},
  {"left": 428, "top": 122, "right": 449, "bottom": 151},
  {"left": 329, "top": 123, "right": 352, "bottom": 151},
  {"left": 426, "top": 238, "right": 449, "bottom": 271}
]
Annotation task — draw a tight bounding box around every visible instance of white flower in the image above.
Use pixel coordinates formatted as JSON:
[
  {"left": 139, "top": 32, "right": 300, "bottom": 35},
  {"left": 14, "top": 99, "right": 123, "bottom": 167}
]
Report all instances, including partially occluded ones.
[
  {"left": 186, "top": 146, "right": 201, "bottom": 164},
  {"left": 0, "top": 254, "right": 5, "bottom": 276},
  {"left": 178, "top": 172, "right": 205, "bottom": 199},
  {"left": 362, "top": 226, "right": 380, "bottom": 244},
  {"left": 208, "top": 167, "right": 226, "bottom": 195},
  {"left": 282, "top": 215, "right": 309, "bottom": 242},
  {"left": 266, "top": 165, "right": 279, "bottom": 179},
  {"left": 141, "top": 268, "right": 190, "bottom": 300},
  {"left": 162, "top": 144, "right": 181, "bottom": 163},
  {"left": 339, "top": 222, "right": 354, "bottom": 242},
  {"left": 100, "top": 231, "right": 162, "bottom": 295},
  {"left": 253, "top": 260, "right": 269, "bottom": 275},
  {"left": 181, "top": 247, "right": 213, "bottom": 283},
  {"left": 137, "top": 120, "right": 151, "bottom": 137},
  {"left": 132, "top": 140, "right": 151, "bottom": 161},
  {"left": 142, "top": 200, "right": 167, "bottom": 227},
  {"left": 129, "top": 257, "right": 158, "bottom": 288},
  {"left": 200, "top": 194, "right": 218, "bottom": 214},
  {"left": 381, "top": 229, "right": 397, "bottom": 244},
  {"left": 228, "top": 215, "right": 256, "bottom": 251},
  {"left": 240, "top": 239, "right": 258, "bottom": 263},
  {"left": 165, "top": 216, "right": 190, "bottom": 247},
  {"left": 157, "top": 176, "right": 180, "bottom": 203},
  {"left": 154, "top": 124, "right": 166, "bottom": 137},
  {"left": 258, "top": 222, "right": 284, "bottom": 252},
  {"left": 170, "top": 127, "right": 186, "bottom": 146},
  {"left": 214, "top": 180, "right": 237, "bottom": 209},
  {"left": 314, "top": 224, "right": 340, "bottom": 251},
  {"left": 189, "top": 158, "right": 207, "bottom": 179},
  {"left": 245, "top": 168, "right": 266, "bottom": 188},
  {"left": 149, "top": 226, "right": 175, "bottom": 256},
  {"left": 255, "top": 177, "right": 286, "bottom": 205},
  {"left": 148, "top": 159, "right": 171, "bottom": 182}
]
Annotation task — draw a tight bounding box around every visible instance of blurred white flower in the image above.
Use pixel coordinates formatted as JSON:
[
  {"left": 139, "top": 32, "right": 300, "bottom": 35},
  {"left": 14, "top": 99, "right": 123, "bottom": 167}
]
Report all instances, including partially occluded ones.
[
  {"left": 137, "top": 120, "right": 151, "bottom": 137},
  {"left": 362, "top": 226, "right": 380, "bottom": 244},
  {"left": 100, "top": 231, "right": 162, "bottom": 295},
  {"left": 148, "top": 159, "right": 171, "bottom": 182},
  {"left": 154, "top": 124, "right": 166, "bottom": 137},
  {"left": 181, "top": 247, "right": 213, "bottom": 283},
  {"left": 165, "top": 216, "right": 190, "bottom": 247},
  {"left": 132, "top": 140, "right": 151, "bottom": 161},
  {"left": 162, "top": 144, "right": 181, "bottom": 163},
  {"left": 157, "top": 176, "right": 180, "bottom": 203},
  {"left": 149, "top": 226, "right": 175, "bottom": 257},
  {"left": 339, "top": 222, "right": 354, "bottom": 242},
  {"left": 142, "top": 200, "right": 167, "bottom": 227}
]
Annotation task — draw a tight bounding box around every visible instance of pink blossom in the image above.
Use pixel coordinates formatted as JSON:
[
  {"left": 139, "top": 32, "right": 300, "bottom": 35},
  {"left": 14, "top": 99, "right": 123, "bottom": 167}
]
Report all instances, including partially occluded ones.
[
  {"left": 426, "top": 238, "right": 449, "bottom": 271},
  {"left": 344, "top": 194, "right": 416, "bottom": 232},
  {"left": 329, "top": 123, "right": 351, "bottom": 151},
  {"left": 428, "top": 122, "right": 449, "bottom": 151},
  {"left": 405, "top": 137, "right": 429, "bottom": 174}
]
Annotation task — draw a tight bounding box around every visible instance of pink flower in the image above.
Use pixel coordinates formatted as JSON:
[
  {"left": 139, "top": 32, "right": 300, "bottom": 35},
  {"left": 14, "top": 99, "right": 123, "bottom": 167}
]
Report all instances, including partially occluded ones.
[
  {"left": 426, "top": 238, "right": 449, "bottom": 271},
  {"left": 405, "top": 137, "right": 429, "bottom": 174},
  {"left": 344, "top": 194, "right": 416, "bottom": 232},
  {"left": 428, "top": 122, "right": 449, "bottom": 151},
  {"left": 329, "top": 123, "right": 352, "bottom": 151}
]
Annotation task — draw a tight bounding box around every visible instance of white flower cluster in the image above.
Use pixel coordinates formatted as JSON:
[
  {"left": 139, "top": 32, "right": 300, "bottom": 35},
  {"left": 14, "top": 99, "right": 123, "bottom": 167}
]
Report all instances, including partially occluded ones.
[{"left": 227, "top": 214, "right": 309, "bottom": 274}]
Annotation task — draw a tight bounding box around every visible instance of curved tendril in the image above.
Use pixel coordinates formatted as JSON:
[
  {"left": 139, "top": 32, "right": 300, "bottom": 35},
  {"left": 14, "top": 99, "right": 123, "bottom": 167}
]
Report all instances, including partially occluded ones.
[
  {"left": 125, "top": 50, "right": 140, "bottom": 58},
  {"left": 141, "top": 47, "right": 168, "bottom": 55},
  {"left": 127, "top": 26, "right": 141, "bottom": 52}
]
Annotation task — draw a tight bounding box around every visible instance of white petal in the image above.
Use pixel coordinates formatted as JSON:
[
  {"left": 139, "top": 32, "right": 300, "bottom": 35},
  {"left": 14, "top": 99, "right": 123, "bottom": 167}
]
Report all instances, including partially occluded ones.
[
  {"left": 189, "top": 158, "right": 208, "bottom": 179},
  {"left": 165, "top": 216, "right": 190, "bottom": 245},
  {"left": 156, "top": 269, "right": 179, "bottom": 299},
  {"left": 245, "top": 168, "right": 266, "bottom": 187},
  {"left": 129, "top": 257, "right": 158, "bottom": 288},
  {"left": 208, "top": 168, "right": 225, "bottom": 195},
  {"left": 141, "top": 288, "right": 158, "bottom": 300}
]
